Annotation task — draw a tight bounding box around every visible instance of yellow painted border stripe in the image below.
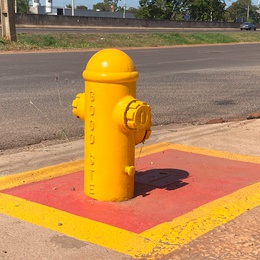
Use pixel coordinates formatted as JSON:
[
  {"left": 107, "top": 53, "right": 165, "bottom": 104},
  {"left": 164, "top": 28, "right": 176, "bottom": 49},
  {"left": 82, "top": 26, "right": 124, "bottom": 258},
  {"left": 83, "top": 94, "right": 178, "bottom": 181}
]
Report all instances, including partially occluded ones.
[
  {"left": 136, "top": 142, "right": 260, "bottom": 164},
  {"left": 0, "top": 142, "right": 259, "bottom": 258},
  {"left": 141, "top": 182, "right": 260, "bottom": 256},
  {"left": 0, "top": 160, "right": 83, "bottom": 190},
  {"left": 0, "top": 182, "right": 259, "bottom": 259},
  {"left": 0, "top": 192, "right": 156, "bottom": 258}
]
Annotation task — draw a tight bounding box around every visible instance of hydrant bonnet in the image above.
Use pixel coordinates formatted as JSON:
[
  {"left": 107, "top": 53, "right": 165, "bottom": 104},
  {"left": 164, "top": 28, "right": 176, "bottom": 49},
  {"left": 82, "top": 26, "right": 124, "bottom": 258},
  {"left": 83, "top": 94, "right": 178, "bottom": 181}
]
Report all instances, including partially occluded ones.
[{"left": 82, "top": 49, "right": 139, "bottom": 83}]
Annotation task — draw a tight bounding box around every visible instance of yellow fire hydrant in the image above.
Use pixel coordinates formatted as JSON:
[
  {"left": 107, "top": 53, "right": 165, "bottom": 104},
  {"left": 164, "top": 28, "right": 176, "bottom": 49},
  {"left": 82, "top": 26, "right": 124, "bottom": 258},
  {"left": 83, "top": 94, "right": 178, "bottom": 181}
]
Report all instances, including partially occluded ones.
[{"left": 72, "top": 49, "right": 151, "bottom": 201}]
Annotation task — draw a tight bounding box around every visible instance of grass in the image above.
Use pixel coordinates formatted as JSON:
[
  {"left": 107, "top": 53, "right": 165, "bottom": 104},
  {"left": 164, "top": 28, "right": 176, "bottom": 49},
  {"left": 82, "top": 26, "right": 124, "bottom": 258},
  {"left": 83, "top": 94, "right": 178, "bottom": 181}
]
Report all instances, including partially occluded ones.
[{"left": 1, "top": 31, "right": 260, "bottom": 51}]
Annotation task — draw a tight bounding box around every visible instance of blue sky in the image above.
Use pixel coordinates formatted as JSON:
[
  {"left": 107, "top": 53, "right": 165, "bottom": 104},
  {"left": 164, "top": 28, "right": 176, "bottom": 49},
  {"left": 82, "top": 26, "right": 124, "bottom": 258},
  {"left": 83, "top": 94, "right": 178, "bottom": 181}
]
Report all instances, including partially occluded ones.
[{"left": 34, "top": 0, "right": 259, "bottom": 10}]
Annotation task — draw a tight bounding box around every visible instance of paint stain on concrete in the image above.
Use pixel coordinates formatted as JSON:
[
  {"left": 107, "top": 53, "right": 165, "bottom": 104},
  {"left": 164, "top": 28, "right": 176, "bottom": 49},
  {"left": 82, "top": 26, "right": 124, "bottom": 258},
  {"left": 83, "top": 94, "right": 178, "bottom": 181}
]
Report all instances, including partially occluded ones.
[{"left": 50, "top": 235, "right": 86, "bottom": 249}]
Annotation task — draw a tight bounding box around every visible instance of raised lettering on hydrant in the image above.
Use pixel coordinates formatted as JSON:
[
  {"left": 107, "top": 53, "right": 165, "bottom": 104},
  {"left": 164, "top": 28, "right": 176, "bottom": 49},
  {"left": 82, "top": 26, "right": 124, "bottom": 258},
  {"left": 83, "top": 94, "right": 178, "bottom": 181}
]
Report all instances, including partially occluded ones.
[{"left": 72, "top": 49, "right": 151, "bottom": 202}]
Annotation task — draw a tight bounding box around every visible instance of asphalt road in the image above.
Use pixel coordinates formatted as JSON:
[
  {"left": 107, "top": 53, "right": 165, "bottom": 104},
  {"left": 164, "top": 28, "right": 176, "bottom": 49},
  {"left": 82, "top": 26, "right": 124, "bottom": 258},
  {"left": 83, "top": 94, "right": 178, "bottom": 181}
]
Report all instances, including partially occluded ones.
[{"left": 1, "top": 44, "right": 260, "bottom": 151}]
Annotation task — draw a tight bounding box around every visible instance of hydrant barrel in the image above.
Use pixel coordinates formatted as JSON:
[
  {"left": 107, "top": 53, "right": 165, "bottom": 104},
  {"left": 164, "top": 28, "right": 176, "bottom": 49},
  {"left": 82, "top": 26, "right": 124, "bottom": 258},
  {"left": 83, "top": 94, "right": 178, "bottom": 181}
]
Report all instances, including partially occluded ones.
[{"left": 74, "top": 49, "right": 151, "bottom": 201}]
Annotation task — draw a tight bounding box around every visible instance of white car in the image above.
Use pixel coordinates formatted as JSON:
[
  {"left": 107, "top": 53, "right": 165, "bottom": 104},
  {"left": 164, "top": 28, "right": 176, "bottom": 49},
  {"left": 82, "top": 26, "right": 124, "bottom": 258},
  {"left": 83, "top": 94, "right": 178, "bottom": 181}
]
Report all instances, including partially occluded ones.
[{"left": 240, "top": 22, "right": 256, "bottom": 31}]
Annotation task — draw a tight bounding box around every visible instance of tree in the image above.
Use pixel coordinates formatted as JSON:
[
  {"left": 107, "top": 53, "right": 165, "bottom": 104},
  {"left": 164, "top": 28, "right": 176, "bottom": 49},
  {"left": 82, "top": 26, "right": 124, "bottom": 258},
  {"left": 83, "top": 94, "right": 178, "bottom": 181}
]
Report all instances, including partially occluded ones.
[
  {"left": 136, "top": 0, "right": 180, "bottom": 19},
  {"left": 136, "top": 0, "right": 226, "bottom": 20},
  {"left": 211, "top": 0, "right": 226, "bottom": 21},
  {"left": 93, "top": 0, "right": 119, "bottom": 11},
  {"left": 76, "top": 5, "right": 88, "bottom": 10},
  {"left": 189, "top": 0, "right": 209, "bottom": 21},
  {"left": 17, "top": 0, "right": 30, "bottom": 14},
  {"left": 127, "top": 7, "right": 139, "bottom": 15},
  {"left": 226, "top": 0, "right": 252, "bottom": 21},
  {"left": 189, "top": 0, "right": 226, "bottom": 21},
  {"left": 171, "top": 0, "right": 190, "bottom": 20},
  {"left": 93, "top": 2, "right": 110, "bottom": 11},
  {"left": 249, "top": 4, "right": 260, "bottom": 23}
]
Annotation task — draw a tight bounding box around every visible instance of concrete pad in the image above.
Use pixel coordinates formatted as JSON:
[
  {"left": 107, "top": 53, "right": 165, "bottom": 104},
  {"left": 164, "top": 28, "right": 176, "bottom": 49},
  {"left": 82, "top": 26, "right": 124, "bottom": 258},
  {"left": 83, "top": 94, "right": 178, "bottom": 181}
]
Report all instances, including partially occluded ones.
[
  {"left": 1, "top": 119, "right": 259, "bottom": 178},
  {"left": 0, "top": 213, "right": 130, "bottom": 260},
  {"left": 0, "top": 119, "right": 259, "bottom": 258},
  {"left": 146, "top": 119, "right": 260, "bottom": 156},
  {"left": 0, "top": 143, "right": 259, "bottom": 258}
]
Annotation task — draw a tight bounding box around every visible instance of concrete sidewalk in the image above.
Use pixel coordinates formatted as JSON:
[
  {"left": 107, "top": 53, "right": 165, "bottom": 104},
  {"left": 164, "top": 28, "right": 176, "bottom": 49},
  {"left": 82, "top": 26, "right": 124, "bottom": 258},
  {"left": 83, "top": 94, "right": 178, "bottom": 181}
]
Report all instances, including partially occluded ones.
[
  {"left": 0, "top": 119, "right": 259, "bottom": 259},
  {"left": 1, "top": 119, "right": 259, "bottom": 176}
]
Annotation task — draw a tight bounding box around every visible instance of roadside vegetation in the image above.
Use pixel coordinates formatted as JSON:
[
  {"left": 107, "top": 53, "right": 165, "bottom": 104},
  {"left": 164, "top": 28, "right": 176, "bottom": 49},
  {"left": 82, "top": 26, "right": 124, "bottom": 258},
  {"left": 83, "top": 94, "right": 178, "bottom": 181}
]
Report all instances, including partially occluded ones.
[
  {"left": 1, "top": 31, "right": 260, "bottom": 51},
  {"left": 16, "top": 0, "right": 260, "bottom": 24}
]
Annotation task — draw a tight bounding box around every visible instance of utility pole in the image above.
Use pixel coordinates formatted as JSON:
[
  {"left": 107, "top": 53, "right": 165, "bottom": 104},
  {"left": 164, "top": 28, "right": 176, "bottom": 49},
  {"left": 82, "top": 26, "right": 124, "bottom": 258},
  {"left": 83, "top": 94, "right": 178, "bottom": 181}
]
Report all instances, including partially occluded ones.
[
  {"left": 247, "top": 4, "right": 250, "bottom": 21},
  {"left": 72, "top": 0, "right": 75, "bottom": 16},
  {"left": 0, "top": 0, "right": 17, "bottom": 41},
  {"left": 15, "top": 0, "right": 17, "bottom": 13},
  {"left": 123, "top": 0, "right": 126, "bottom": 18}
]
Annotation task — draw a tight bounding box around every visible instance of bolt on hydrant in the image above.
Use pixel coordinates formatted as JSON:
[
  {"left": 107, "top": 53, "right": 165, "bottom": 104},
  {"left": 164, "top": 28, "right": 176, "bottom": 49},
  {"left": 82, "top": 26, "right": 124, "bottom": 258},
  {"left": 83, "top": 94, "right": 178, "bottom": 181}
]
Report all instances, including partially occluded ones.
[{"left": 72, "top": 49, "right": 151, "bottom": 202}]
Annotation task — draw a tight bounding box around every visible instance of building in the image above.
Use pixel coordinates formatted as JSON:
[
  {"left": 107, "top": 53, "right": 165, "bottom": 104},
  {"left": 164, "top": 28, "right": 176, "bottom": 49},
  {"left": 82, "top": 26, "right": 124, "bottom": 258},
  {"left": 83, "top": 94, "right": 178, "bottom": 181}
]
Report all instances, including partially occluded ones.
[{"left": 29, "top": 0, "right": 135, "bottom": 18}]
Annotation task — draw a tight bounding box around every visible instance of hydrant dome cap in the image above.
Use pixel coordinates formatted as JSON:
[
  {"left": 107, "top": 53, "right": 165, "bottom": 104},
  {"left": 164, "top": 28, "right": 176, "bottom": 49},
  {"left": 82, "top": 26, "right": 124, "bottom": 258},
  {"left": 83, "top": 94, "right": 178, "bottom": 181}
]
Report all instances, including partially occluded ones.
[{"left": 83, "top": 49, "right": 138, "bottom": 83}]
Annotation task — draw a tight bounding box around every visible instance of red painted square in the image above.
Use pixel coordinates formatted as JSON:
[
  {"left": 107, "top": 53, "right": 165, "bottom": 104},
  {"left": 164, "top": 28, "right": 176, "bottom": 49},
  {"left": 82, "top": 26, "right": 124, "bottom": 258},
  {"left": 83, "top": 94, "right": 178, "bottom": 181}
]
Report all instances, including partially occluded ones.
[{"left": 1, "top": 149, "right": 260, "bottom": 233}]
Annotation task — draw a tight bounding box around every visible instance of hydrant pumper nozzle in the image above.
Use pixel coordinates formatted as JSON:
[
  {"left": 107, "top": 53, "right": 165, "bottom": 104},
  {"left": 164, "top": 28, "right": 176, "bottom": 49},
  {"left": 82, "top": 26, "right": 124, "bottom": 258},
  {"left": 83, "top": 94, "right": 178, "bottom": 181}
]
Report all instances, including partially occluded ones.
[
  {"left": 72, "top": 48, "right": 151, "bottom": 202},
  {"left": 72, "top": 93, "right": 85, "bottom": 121}
]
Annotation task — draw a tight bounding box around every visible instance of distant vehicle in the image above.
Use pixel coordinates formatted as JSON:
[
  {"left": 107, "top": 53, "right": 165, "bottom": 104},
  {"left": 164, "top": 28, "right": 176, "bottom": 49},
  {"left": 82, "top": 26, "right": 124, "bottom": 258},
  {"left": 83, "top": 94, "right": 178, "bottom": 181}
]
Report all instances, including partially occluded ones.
[{"left": 240, "top": 22, "right": 256, "bottom": 31}]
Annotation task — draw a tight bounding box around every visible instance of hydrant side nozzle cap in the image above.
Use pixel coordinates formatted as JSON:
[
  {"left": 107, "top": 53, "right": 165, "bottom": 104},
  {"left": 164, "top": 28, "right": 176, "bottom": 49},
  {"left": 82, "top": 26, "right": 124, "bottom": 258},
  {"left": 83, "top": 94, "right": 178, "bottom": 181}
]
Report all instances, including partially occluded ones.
[
  {"left": 125, "top": 101, "right": 151, "bottom": 130},
  {"left": 82, "top": 49, "right": 139, "bottom": 83},
  {"left": 72, "top": 93, "right": 85, "bottom": 121}
]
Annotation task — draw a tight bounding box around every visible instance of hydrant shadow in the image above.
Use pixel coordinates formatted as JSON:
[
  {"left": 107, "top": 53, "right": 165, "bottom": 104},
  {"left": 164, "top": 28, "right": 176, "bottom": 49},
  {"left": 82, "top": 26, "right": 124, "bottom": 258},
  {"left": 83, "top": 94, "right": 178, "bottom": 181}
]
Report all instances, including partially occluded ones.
[{"left": 134, "top": 168, "right": 189, "bottom": 197}]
